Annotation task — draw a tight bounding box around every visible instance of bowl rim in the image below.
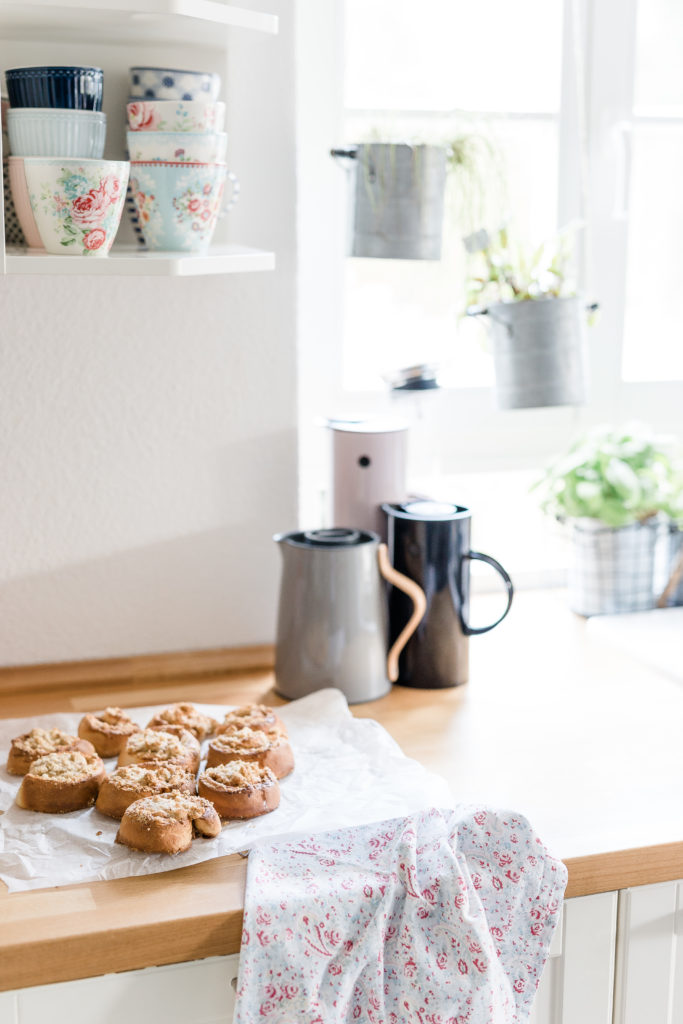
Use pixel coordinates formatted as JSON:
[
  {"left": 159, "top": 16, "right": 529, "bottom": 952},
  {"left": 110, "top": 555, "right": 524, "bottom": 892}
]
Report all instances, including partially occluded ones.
[
  {"left": 128, "top": 66, "right": 218, "bottom": 77},
  {"left": 126, "top": 99, "right": 225, "bottom": 109},
  {"left": 7, "top": 107, "right": 106, "bottom": 118},
  {"left": 23, "top": 157, "right": 128, "bottom": 167},
  {"left": 5, "top": 66, "right": 103, "bottom": 76},
  {"left": 126, "top": 129, "right": 226, "bottom": 140},
  {"left": 129, "top": 160, "right": 227, "bottom": 168}
]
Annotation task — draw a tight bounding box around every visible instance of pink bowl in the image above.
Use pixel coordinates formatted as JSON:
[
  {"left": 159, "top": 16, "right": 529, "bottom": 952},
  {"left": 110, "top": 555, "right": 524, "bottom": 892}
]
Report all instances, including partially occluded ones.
[{"left": 8, "top": 156, "right": 44, "bottom": 249}]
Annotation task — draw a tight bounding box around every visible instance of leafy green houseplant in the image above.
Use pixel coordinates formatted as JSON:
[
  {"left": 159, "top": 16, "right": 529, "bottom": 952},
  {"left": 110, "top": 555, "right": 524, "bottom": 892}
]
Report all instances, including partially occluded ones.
[
  {"left": 464, "top": 225, "right": 594, "bottom": 410},
  {"left": 534, "top": 425, "right": 683, "bottom": 615},
  {"left": 465, "top": 224, "right": 579, "bottom": 308}
]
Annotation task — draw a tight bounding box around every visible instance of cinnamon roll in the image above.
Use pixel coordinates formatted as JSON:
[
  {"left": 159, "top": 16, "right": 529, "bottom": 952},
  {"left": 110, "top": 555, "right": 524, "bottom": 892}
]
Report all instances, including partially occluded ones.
[
  {"left": 78, "top": 707, "right": 140, "bottom": 758},
  {"left": 118, "top": 727, "right": 200, "bottom": 773},
  {"left": 96, "top": 762, "right": 197, "bottom": 819},
  {"left": 206, "top": 726, "right": 294, "bottom": 779},
  {"left": 16, "top": 751, "right": 105, "bottom": 813},
  {"left": 6, "top": 727, "right": 95, "bottom": 776},
  {"left": 116, "top": 793, "right": 221, "bottom": 854},
  {"left": 198, "top": 760, "right": 280, "bottom": 820},
  {"left": 146, "top": 702, "right": 218, "bottom": 742},
  {"left": 217, "top": 703, "right": 287, "bottom": 738}
]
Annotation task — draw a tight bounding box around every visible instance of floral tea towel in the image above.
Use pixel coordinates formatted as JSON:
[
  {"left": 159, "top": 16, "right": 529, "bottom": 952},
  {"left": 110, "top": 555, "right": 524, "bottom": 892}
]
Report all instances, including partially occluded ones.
[{"left": 235, "top": 806, "right": 567, "bottom": 1024}]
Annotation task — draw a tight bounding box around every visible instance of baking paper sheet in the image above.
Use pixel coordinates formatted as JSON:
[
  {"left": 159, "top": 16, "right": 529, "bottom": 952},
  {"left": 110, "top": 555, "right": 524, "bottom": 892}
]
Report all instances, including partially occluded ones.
[{"left": 0, "top": 688, "right": 454, "bottom": 893}]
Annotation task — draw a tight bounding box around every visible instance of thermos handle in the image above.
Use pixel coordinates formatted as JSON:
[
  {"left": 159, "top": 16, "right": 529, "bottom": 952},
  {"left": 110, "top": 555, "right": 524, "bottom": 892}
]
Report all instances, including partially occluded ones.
[
  {"left": 377, "top": 543, "right": 427, "bottom": 682},
  {"left": 461, "top": 551, "right": 514, "bottom": 636}
]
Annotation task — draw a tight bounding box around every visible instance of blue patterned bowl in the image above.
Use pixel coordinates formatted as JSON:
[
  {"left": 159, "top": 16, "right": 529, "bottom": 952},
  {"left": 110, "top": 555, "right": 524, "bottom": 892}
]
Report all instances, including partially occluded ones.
[
  {"left": 5, "top": 66, "right": 103, "bottom": 111},
  {"left": 129, "top": 67, "right": 220, "bottom": 102},
  {"left": 128, "top": 161, "right": 231, "bottom": 252}
]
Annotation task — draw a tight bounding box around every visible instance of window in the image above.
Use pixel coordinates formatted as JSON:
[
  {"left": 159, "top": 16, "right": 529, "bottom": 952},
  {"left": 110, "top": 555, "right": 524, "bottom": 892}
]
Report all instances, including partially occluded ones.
[
  {"left": 342, "top": 0, "right": 564, "bottom": 393},
  {"left": 295, "top": 0, "right": 683, "bottom": 570}
]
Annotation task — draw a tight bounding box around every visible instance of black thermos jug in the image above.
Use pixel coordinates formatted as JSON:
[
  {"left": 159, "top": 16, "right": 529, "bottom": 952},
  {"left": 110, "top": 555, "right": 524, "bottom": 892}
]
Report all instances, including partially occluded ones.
[{"left": 382, "top": 500, "right": 513, "bottom": 687}]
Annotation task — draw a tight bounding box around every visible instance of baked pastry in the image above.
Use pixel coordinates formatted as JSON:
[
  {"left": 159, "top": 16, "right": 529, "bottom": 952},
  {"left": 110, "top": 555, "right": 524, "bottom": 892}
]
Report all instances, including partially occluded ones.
[
  {"left": 206, "top": 726, "right": 294, "bottom": 779},
  {"left": 16, "top": 751, "right": 105, "bottom": 813},
  {"left": 96, "top": 762, "right": 197, "bottom": 819},
  {"left": 146, "top": 702, "right": 218, "bottom": 742},
  {"left": 117, "top": 727, "right": 200, "bottom": 773},
  {"left": 217, "top": 703, "right": 287, "bottom": 738},
  {"left": 6, "top": 727, "right": 96, "bottom": 776},
  {"left": 198, "top": 760, "right": 280, "bottom": 820},
  {"left": 78, "top": 707, "right": 140, "bottom": 758},
  {"left": 116, "top": 793, "right": 221, "bottom": 854}
]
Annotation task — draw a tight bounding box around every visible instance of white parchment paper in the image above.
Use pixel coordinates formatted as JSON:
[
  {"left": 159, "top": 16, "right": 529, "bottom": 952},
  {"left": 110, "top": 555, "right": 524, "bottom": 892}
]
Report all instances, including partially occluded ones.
[{"left": 0, "top": 688, "right": 454, "bottom": 893}]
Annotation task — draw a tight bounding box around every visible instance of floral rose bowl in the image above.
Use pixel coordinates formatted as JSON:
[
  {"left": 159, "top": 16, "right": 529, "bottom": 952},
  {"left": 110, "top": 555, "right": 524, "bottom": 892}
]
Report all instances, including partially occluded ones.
[
  {"left": 129, "top": 161, "right": 236, "bottom": 252},
  {"left": 24, "top": 158, "right": 130, "bottom": 256},
  {"left": 126, "top": 100, "right": 225, "bottom": 134}
]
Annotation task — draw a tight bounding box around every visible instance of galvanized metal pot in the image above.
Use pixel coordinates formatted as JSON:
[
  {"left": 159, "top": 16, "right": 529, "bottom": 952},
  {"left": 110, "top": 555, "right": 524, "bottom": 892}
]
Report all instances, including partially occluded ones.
[
  {"left": 333, "top": 143, "right": 447, "bottom": 260},
  {"left": 472, "top": 295, "right": 588, "bottom": 409}
]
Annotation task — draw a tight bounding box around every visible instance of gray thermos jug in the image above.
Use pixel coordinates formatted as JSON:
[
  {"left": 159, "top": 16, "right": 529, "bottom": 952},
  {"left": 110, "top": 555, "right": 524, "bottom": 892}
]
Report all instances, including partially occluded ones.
[
  {"left": 382, "top": 501, "right": 513, "bottom": 687},
  {"left": 274, "top": 528, "right": 426, "bottom": 703}
]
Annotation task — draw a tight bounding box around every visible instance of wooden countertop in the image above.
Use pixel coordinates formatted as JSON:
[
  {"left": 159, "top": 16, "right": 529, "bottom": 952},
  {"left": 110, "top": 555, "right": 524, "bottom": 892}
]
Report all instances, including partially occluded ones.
[{"left": 1, "top": 590, "right": 682, "bottom": 991}]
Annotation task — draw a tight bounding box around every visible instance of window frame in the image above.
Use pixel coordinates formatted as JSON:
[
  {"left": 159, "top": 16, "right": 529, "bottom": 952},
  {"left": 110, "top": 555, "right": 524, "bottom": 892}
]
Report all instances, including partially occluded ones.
[{"left": 296, "top": 0, "right": 683, "bottom": 525}]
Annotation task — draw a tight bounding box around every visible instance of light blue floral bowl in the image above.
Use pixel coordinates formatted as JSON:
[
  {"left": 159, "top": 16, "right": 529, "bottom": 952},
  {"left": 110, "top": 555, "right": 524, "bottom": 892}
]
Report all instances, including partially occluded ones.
[{"left": 128, "top": 161, "right": 238, "bottom": 252}]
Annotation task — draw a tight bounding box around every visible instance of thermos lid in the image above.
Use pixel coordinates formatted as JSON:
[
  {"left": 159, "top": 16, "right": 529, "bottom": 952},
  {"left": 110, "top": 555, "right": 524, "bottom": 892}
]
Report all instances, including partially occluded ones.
[
  {"left": 275, "top": 527, "right": 379, "bottom": 547},
  {"left": 327, "top": 416, "right": 409, "bottom": 434},
  {"left": 383, "top": 500, "right": 470, "bottom": 521}
]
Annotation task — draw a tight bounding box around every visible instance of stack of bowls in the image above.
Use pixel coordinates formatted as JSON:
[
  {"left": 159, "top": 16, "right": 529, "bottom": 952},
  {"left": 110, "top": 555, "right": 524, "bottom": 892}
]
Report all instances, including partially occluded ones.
[
  {"left": 125, "top": 66, "right": 238, "bottom": 253},
  {"left": 5, "top": 66, "right": 129, "bottom": 256}
]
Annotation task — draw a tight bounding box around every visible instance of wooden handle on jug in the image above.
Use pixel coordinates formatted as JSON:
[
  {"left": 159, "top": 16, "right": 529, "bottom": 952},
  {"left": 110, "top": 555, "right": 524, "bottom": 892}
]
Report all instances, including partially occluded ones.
[{"left": 377, "top": 543, "right": 427, "bottom": 683}]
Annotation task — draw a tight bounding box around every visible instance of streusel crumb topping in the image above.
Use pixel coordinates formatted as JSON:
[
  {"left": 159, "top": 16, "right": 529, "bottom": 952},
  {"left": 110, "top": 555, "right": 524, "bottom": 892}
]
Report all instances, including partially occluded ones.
[
  {"left": 202, "top": 761, "right": 276, "bottom": 791},
  {"left": 29, "top": 751, "right": 100, "bottom": 780},
  {"left": 109, "top": 763, "right": 192, "bottom": 790},
  {"left": 128, "top": 793, "right": 213, "bottom": 824},
  {"left": 125, "top": 729, "right": 185, "bottom": 759},
  {"left": 211, "top": 728, "right": 271, "bottom": 755},
  {"left": 87, "top": 708, "right": 138, "bottom": 733},
  {"left": 17, "top": 728, "right": 79, "bottom": 754}
]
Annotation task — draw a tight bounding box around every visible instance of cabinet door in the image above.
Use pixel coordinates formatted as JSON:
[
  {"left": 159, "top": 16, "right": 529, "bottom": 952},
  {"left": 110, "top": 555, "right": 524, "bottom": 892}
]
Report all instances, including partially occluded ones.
[
  {"left": 11, "top": 955, "right": 241, "bottom": 1024},
  {"left": 614, "top": 879, "right": 683, "bottom": 1024},
  {"left": 530, "top": 891, "right": 618, "bottom": 1024}
]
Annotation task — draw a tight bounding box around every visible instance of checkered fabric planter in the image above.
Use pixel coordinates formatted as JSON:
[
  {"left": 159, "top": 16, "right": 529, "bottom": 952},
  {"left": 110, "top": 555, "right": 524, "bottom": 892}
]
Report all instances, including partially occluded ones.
[{"left": 568, "top": 518, "right": 664, "bottom": 617}]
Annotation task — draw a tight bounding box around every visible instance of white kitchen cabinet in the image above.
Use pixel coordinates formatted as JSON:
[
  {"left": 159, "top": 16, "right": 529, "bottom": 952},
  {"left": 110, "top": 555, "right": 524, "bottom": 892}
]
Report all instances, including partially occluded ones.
[
  {"left": 3, "top": 883, "right": 681, "bottom": 1022},
  {"left": 613, "top": 879, "right": 683, "bottom": 1024},
  {"left": 3, "top": 954, "right": 241, "bottom": 1024},
  {"left": 0, "top": 0, "right": 277, "bottom": 276},
  {"left": 530, "top": 891, "right": 618, "bottom": 1024}
]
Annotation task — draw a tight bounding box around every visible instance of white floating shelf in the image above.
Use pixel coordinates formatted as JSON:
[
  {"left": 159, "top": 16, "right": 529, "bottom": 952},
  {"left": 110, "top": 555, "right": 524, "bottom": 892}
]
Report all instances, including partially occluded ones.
[
  {"left": 4, "top": 243, "right": 276, "bottom": 276},
  {"left": 0, "top": 0, "right": 278, "bottom": 45}
]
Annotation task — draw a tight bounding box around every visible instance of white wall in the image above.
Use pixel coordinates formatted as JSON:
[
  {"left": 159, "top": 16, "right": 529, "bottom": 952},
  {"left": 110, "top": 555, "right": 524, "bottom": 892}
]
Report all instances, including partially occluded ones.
[{"left": 0, "top": 2, "right": 298, "bottom": 665}]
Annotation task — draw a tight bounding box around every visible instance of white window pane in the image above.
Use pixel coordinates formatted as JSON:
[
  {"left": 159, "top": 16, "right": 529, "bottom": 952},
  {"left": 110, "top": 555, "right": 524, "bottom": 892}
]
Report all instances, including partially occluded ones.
[
  {"left": 342, "top": 117, "right": 559, "bottom": 390},
  {"left": 344, "top": 0, "right": 563, "bottom": 114},
  {"left": 634, "top": 0, "right": 683, "bottom": 114},
  {"left": 622, "top": 125, "right": 683, "bottom": 382}
]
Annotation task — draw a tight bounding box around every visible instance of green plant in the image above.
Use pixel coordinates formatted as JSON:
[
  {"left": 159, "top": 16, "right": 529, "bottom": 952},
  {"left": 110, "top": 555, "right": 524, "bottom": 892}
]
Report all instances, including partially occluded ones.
[
  {"left": 446, "top": 133, "right": 504, "bottom": 235},
  {"left": 464, "top": 223, "right": 579, "bottom": 308},
  {"left": 533, "top": 425, "right": 683, "bottom": 527}
]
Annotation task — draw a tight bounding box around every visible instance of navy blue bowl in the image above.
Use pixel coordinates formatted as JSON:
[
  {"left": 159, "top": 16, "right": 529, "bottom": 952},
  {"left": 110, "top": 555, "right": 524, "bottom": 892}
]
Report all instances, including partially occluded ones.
[{"left": 5, "top": 66, "right": 103, "bottom": 111}]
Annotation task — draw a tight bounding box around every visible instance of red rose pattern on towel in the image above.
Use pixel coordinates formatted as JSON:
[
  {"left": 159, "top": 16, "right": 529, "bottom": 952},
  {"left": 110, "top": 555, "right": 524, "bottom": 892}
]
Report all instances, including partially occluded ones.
[{"left": 235, "top": 806, "right": 567, "bottom": 1024}]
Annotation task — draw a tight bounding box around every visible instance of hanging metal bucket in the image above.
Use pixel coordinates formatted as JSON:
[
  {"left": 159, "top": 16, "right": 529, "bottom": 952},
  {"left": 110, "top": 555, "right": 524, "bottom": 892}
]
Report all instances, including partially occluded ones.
[
  {"left": 470, "top": 295, "right": 589, "bottom": 409},
  {"left": 332, "top": 143, "right": 447, "bottom": 260},
  {"left": 568, "top": 517, "right": 664, "bottom": 617}
]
